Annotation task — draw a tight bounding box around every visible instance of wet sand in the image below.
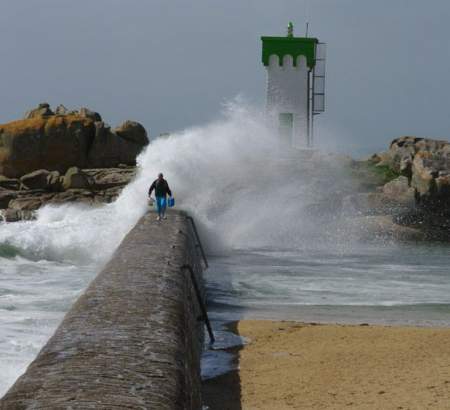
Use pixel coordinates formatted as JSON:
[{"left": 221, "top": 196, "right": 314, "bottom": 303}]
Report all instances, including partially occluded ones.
[{"left": 203, "top": 320, "right": 450, "bottom": 410}]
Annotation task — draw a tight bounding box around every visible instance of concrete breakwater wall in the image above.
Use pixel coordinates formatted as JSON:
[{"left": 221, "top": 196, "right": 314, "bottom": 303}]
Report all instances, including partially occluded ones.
[{"left": 0, "top": 210, "right": 206, "bottom": 409}]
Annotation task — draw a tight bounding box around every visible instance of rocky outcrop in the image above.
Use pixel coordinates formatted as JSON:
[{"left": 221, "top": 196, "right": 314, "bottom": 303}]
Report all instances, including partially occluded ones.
[
  {"left": 0, "top": 114, "right": 95, "bottom": 177},
  {"left": 382, "top": 175, "right": 415, "bottom": 205},
  {"left": 0, "top": 176, "right": 19, "bottom": 190},
  {"left": 371, "top": 136, "right": 450, "bottom": 206},
  {"left": 411, "top": 151, "right": 450, "bottom": 205},
  {"left": 86, "top": 121, "right": 148, "bottom": 168},
  {"left": 0, "top": 103, "right": 146, "bottom": 222},
  {"left": 20, "top": 169, "right": 53, "bottom": 190},
  {"left": 24, "top": 102, "right": 54, "bottom": 119},
  {"left": 0, "top": 190, "right": 16, "bottom": 208},
  {"left": 0, "top": 166, "right": 136, "bottom": 222},
  {"left": 61, "top": 167, "right": 91, "bottom": 190},
  {"left": 352, "top": 136, "right": 450, "bottom": 241},
  {"left": 115, "top": 121, "right": 148, "bottom": 145},
  {"left": 79, "top": 107, "right": 102, "bottom": 122},
  {"left": 0, "top": 103, "right": 149, "bottom": 178}
]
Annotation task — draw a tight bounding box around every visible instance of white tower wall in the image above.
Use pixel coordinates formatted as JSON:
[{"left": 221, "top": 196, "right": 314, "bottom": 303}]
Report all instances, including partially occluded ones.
[{"left": 266, "top": 54, "right": 309, "bottom": 148}]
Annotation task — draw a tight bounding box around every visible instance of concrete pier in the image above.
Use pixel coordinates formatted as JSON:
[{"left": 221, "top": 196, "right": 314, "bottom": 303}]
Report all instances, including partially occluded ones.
[{"left": 0, "top": 210, "right": 206, "bottom": 410}]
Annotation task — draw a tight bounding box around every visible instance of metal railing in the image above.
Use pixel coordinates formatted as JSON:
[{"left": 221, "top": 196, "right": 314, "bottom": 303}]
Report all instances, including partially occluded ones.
[
  {"left": 181, "top": 264, "right": 215, "bottom": 344},
  {"left": 186, "top": 216, "right": 208, "bottom": 269},
  {"left": 184, "top": 216, "right": 214, "bottom": 343}
]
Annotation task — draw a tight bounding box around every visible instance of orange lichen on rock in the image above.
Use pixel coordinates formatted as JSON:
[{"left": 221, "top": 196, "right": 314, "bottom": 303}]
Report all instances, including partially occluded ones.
[
  {"left": 0, "top": 116, "right": 47, "bottom": 136},
  {"left": 0, "top": 104, "right": 148, "bottom": 178},
  {"left": 0, "top": 115, "right": 95, "bottom": 137},
  {"left": 0, "top": 115, "right": 97, "bottom": 177},
  {"left": 46, "top": 114, "right": 95, "bottom": 128}
]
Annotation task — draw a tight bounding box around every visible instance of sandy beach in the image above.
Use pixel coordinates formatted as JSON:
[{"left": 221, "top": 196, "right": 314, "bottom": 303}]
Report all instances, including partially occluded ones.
[{"left": 203, "top": 320, "right": 450, "bottom": 410}]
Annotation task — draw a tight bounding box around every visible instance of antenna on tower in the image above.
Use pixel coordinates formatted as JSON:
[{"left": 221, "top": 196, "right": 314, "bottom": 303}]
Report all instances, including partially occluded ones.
[{"left": 305, "top": 22, "right": 309, "bottom": 37}]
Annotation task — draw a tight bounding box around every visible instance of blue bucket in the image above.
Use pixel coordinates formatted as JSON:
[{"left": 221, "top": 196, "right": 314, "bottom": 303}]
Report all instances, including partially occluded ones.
[{"left": 168, "top": 197, "right": 175, "bottom": 208}]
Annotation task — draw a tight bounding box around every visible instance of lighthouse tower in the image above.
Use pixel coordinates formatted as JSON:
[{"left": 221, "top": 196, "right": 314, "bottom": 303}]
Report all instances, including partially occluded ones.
[{"left": 261, "top": 23, "right": 325, "bottom": 148}]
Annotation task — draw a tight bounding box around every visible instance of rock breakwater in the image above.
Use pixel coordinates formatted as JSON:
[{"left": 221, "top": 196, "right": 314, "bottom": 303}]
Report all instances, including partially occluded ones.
[{"left": 343, "top": 136, "right": 450, "bottom": 241}]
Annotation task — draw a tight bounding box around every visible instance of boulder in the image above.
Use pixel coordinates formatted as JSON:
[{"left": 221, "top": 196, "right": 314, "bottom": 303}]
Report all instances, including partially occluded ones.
[
  {"left": 0, "top": 105, "right": 148, "bottom": 177},
  {"left": 86, "top": 122, "right": 120, "bottom": 168},
  {"left": 410, "top": 152, "right": 436, "bottom": 197},
  {"left": 47, "top": 171, "right": 63, "bottom": 192},
  {"left": 20, "top": 169, "right": 51, "bottom": 190},
  {"left": 410, "top": 150, "right": 450, "bottom": 208},
  {"left": 84, "top": 167, "right": 136, "bottom": 189},
  {"left": 0, "top": 176, "right": 19, "bottom": 190},
  {"left": 24, "top": 102, "right": 54, "bottom": 119},
  {"left": 0, "top": 209, "right": 20, "bottom": 222},
  {"left": 8, "top": 196, "right": 42, "bottom": 211},
  {"left": 14, "top": 169, "right": 63, "bottom": 192},
  {"left": 87, "top": 121, "right": 148, "bottom": 167},
  {"left": 114, "top": 121, "right": 149, "bottom": 165},
  {"left": 0, "top": 190, "right": 17, "bottom": 208},
  {"left": 94, "top": 186, "right": 123, "bottom": 203},
  {"left": 79, "top": 107, "right": 102, "bottom": 122},
  {"left": 55, "top": 104, "right": 68, "bottom": 115},
  {"left": 0, "top": 115, "right": 96, "bottom": 177},
  {"left": 0, "top": 164, "right": 136, "bottom": 222},
  {"left": 382, "top": 176, "right": 415, "bottom": 206},
  {"left": 371, "top": 137, "right": 450, "bottom": 211},
  {"left": 387, "top": 136, "right": 449, "bottom": 174},
  {"left": 62, "top": 167, "right": 91, "bottom": 190},
  {"left": 387, "top": 137, "right": 422, "bottom": 174},
  {"left": 114, "top": 121, "right": 148, "bottom": 146}
]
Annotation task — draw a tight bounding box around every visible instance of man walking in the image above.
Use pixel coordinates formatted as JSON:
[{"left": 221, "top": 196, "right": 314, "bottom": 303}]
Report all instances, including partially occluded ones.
[{"left": 148, "top": 173, "right": 172, "bottom": 221}]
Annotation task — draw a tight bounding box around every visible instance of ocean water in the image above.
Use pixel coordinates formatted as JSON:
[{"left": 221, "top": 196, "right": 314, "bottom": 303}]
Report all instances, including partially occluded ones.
[
  {"left": 0, "top": 202, "right": 146, "bottom": 394},
  {"left": 201, "top": 242, "right": 450, "bottom": 380},
  {"left": 1, "top": 102, "right": 449, "bottom": 393},
  {"left": 206, "top": 244, "right": 450, "bottom": 326},
  {"left": 0, "top": 252, "right": 95, "bottom": 394}
]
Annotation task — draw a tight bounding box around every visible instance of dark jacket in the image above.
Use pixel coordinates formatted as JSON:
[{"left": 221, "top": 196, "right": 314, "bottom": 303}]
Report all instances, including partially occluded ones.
[{"left": 148, "top": 178, "right": 172, "bottom": 198}]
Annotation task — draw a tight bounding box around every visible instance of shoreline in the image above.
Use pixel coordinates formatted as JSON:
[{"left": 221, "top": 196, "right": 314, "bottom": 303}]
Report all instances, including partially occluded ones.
[
  {"left": 209, "top": 301, "right": 450, "bottom": 329},
  {"left": 203, "top": 319, "right": 450, "bottom": 410}
]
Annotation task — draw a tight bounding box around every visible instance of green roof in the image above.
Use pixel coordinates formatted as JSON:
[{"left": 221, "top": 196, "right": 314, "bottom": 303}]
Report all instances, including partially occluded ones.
[{"left": 261, "top": 36, "right": 318, "bottom": 68}]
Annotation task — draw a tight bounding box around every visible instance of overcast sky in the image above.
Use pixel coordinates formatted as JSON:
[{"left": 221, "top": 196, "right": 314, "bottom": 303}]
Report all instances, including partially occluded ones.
[{"left": 1, "top": 0, "right": 450, "bottom": 155}]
